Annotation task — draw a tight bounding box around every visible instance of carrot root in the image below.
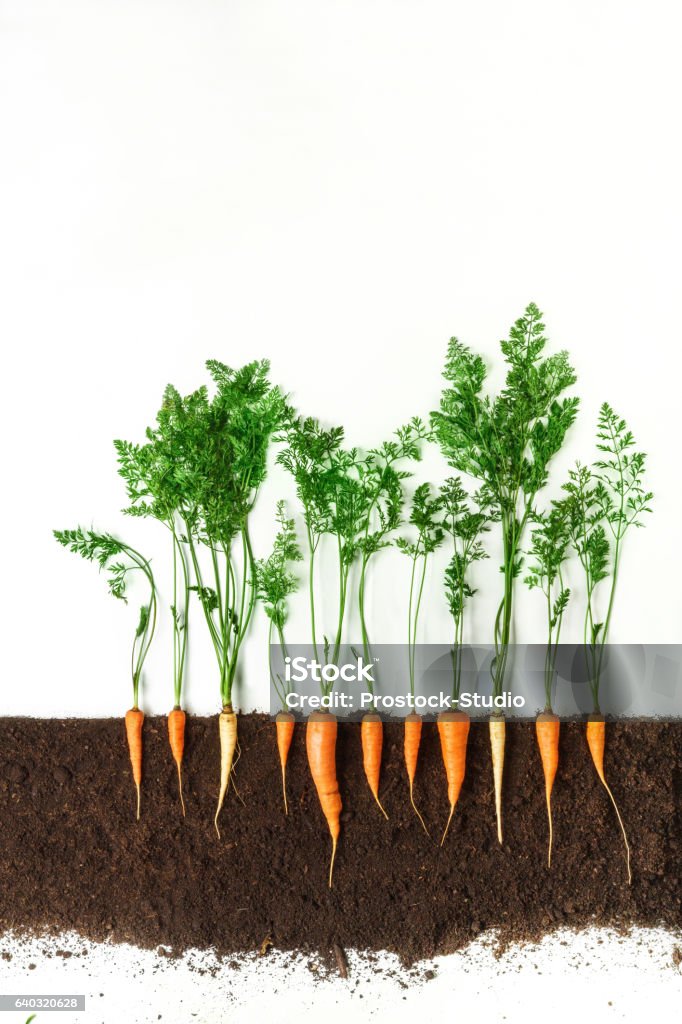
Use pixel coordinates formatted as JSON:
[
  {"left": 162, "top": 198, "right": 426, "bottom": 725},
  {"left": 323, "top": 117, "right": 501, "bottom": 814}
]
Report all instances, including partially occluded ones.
[
  {"left": 361, "top": 714, "right": 388, "bottom": 819},
  {"left": 536, "top": 712, "right": 560, "bottom": 868},
  {"left": 489, "top": 715, "right": 505, "bottom": 844},
  {"left": 168, "top": 707, "right": 187, "bottom": 818},
  {"left": 215, "top": 707, "right": 238, "bottom": 839},
  {"left": 404, "top": 713, "right": 429, "bottom": 836},
  {"left": 276, "top": 711, "right": 295, "bottom": 815},
  {"left": 437, "top": 710, "right": 470, "bottom": 845},
  {"left": 587, "top": 716, "right": 631, "bottom": 884},
  {"left": 306, "top": 711, "right": 342, "bottom": 887},
  {"left": 125, "top": 707, "right": 144, "bottom": 821}
]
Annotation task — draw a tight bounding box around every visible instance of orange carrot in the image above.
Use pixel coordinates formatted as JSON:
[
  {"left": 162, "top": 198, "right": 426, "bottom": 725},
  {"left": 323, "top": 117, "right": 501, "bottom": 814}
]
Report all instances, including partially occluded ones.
[
  {"left": 168, "top": 707, "right": 186, "bottom": 817},
  {"left": 306, "top": 711, "right": 342, "bottom": 887},
  {"left": 586, "top": 716, "right": 631, "bottom": 884},
  {"left": 125, "top": 707, "right": 144, "bottom": 820},
  {"left": 437, "top": 710, "right": 470, "bottom": 844},
  {"left": 489, "top": 714, "right": 505, "bottom": 843},
  {"left": 361, "top": 713, "right": 388, "bottom": 819},
  {"left": 276, "top": 711, "right": 295, "bottom": 814},
  {"left": 536, "top": 712, "right": 560, "bottom": 867},
  {"left": 404, "top": 713, "right": 428, "bottom": 834}
]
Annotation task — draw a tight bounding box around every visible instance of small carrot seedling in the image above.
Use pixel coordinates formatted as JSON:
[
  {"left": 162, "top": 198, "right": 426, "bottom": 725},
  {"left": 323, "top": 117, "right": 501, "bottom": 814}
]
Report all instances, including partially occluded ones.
[
  {"left": 255, "top": 500, "right": 303, "bottom": 814},
  {"left": 277, "top": 411, "right": 354, "bottom": 885},
  {"left": 524, "top": 504, "right": 571, "bottom": 866},
  {"left": 114, "top": 388, "right": 196, "bottom": 815},
  {"left": 355, "top": 418, "right": 429, "bottom": 816},
  {"left": 437, "top": 476, "right": 488, "bottom": 843},
  {"left": 562, "top": 403, "right": 653, "bottom": 883},
  {"left": 397, "top": 482, "right": 444, "bottom": 832},
  {"left": 53, "top": 527, "right": 157, "bottom": 818}
]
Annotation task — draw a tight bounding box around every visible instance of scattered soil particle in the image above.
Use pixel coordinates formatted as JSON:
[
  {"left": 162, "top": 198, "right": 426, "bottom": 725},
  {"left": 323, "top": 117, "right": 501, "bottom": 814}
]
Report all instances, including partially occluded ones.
[{"left": 0, "top": 716, "right": 679, "bottom": 965}]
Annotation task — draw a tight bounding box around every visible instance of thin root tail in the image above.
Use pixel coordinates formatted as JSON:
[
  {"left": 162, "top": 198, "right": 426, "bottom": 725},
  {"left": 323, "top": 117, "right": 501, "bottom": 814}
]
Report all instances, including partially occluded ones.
[
  {"left": 135, "top": 783, "right": 141, "bottom": 822},
  {"left": 281, "top": 765, "right": 289, "bottom": 816},
  {"left": 177, "top": 762, "right": 186, "bottom": 818},
  {"left": 214, "top": 785, "right": 227, "bottom": 839},
  {"left": 328, "top": 836, "right": 338, "bottom": 889},
  {"left": 409, "top": 781, "right": 430, "bottom": 837},
  {"left": 603, "top": 778, "right": 632, "bottom": 885},
  {"left": 546, "top": 791, "right": 553, "bottom": 869},
  {"left": 373, "top": 791, "right": 389, "bottom": 820},
  {"left": 440, "top": 803, "right": 455, "bottom": 847}
]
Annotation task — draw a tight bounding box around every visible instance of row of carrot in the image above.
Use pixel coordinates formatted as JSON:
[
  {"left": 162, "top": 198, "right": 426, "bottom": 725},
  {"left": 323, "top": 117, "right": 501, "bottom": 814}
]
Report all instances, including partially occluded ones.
[
  {"left": 122, "top": 705, "right": 624, "bottom": 890},
  {"left": 54, "top": 305, "right": 649, "bottom": 887}
]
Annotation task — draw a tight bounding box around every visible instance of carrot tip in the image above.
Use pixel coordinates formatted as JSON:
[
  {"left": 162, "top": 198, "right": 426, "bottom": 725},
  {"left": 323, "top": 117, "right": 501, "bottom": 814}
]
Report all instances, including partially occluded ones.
[
  {"left": 409, "top": 782, "right": 430, "bottom": 838},
  {"left": 440, "top": 803, "right": 455, "bottom": 847},
  {"left": 373, "top": 791, "right": 389, "bottom": 820},
  {"left": 281, "top": 765, "right": 289, "bottom": 816},
  {"left": 135, "top": 783, "right": 141, "bottom": 822},
  {"left": 603, "top": 778, "right": 632, "bottom": 884},
  {"left": 177, "top": 763, "right": 186, "bottom": 818},
  {"left": 328, "top": 835, "right": 338, "bottom": 889}
]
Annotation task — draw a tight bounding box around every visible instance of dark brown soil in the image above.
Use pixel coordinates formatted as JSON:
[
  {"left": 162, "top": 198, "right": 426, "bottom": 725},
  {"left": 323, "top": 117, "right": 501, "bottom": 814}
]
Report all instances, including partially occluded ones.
[{"left": 0, "top": 716, "right": 679, "bottom": 965}]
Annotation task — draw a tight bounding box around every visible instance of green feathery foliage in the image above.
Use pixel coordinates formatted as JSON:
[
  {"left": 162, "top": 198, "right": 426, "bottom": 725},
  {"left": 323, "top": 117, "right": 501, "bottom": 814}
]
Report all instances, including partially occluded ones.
[
  {"left": 355, "top": 418, "right": 429, "bottom": 691},
  {"left": 53, "top": 527, "right": 157, "bottom": 707},
  {"left": 255, "top": 501, "right": 303, "bottom": 708},
  {"left": 135, "top": 360, "right": 284, "bottom": 709},
  {"left": 431, "top": 303, "right": 579, "bottom": 696},
  {"left": 397, "top": 483, "right": 445, "bottom": 698},
  {"left": 278, "top": 411, "right": 429, "bottom": 695},
  {"left": 562, "top": 403, "right": 653, "bottom": 711},
  {"left": 439, "top": 476, "right": 489, "bottom": 700},
  {"left": 276, "top": 411, "right": 360, "bottom": 691},
  {"left": 524, "top": 505, "right": 571, "bottom": 711},
  {"left": 114, "top": 384, "right": 203, "bottom": 706}
]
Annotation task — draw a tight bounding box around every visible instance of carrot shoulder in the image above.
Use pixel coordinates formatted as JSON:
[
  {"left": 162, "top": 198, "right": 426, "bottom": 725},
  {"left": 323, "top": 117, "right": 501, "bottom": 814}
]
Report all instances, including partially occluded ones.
[
  {"left": 536, "top": 712, "right": 560, "bottom": 867},
  {"left": 168, "top": 707, "right": 187, "bottom": 817},
  {"left": 276, "top": 711, "right": 295, "bottom": 814},
  {"left": 437, "top": 710, "right": 470, "bottom": 844},
  {"left": 306, "top": 711, "right": 342, "bottom": 887},
  {"left": 586, "top": 716, "right": 631, "bottom": 884},
  {"left": 361, "top": 713, "right": 388, "bottom": 819},
  {"left": 125, "top": 707, "right": 144, "bottom": 821},
  {"left": 404, "top": 713, "right": 428, "bottom": 835}
]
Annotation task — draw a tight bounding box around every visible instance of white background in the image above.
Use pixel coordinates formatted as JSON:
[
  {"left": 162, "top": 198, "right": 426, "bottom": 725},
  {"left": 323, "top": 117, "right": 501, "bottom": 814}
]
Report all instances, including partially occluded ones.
[
  {"left": 1, "top": 0, "right": 681, "bottom": 720},
  {"left": 1, "top": 4, "right": 681, "bottom": 1022}
]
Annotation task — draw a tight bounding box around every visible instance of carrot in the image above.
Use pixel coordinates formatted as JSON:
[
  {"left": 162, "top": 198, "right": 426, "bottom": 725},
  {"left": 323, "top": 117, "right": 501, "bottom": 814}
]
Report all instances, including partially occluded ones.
[
  {"left": 168, "top": 706, "right": 187, "bottom": 817},
  {"left": 536, "top": 712, "right": 560, "bottom": 867},
  {"left": 489, "top": 714, "right": 505, "bottom": 843},
  {"left": 361, "top": 713, "right": 388, "bottom": 819},
  {"left": 404, "top": 713, "right": 429, "bottom": 835},
  {"left": 437, "top": 710, "right": 470, "bottom": 844},
  {"left": 276, "top": 711, "right": 295, "bottom": 814},
  {"left": 586, "top": 716, "right": 631, "bottom": 883},
  {"left": 306, "top": 711, "right": 342, "bottom": 887},
  {"left": 214, "top": 706, "right": 238, "bottom": 838},
  {"left": 125, "top": 707, "right": 144, "bottom": 821}
]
